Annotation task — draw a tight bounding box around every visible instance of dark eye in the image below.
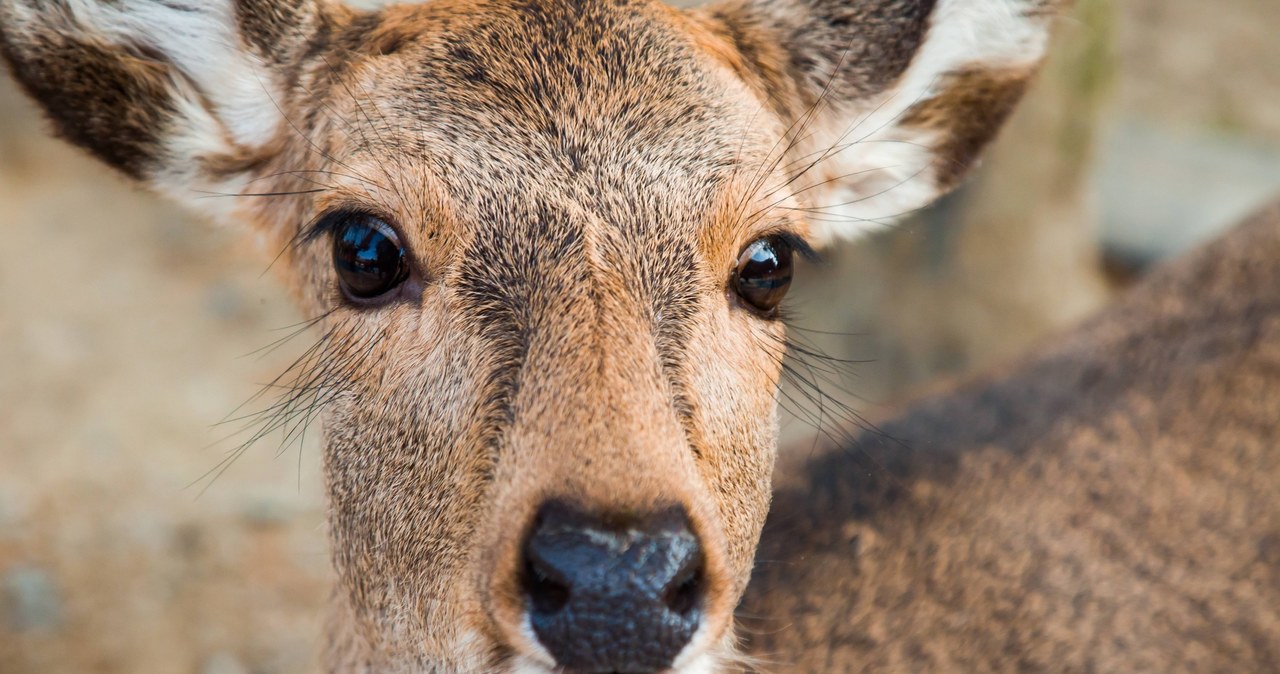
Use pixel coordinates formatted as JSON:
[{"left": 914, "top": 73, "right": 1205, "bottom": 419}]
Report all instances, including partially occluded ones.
[
  {"left": 332, "top": 213, "right": 409, "bottom": 301},
  {"left": 734, "top": 235, "right": 794, "bottom": 313}
]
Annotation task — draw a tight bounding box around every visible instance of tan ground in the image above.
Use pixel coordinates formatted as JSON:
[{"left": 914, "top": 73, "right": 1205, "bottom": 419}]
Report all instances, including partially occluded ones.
[
  {"left": 1, "top": 1, "right": 1277, "bottom": 672},
  {"left": 0, "top": 78, "right": 329, "bottom": 674}
]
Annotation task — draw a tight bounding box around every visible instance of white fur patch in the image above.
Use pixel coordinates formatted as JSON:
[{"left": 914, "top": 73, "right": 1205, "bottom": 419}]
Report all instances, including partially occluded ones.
[
  {"left": 671, "top": 651, "right": 720, "bottom": 674},
  {"left": 789, "top": 0, "right": 1053, "bottom": 244},
  {"left": 163, "top": 84, "right": 257, "bottom": 224},
  {"left": 516, "top": 616, "right": 560, "bottom": 671},
  {"left": 511, "top": 654, "right": 719, "bottom": 674},
  {"left": 52, "top": 0, "right": 282, "bottom": 147},
  {"left": 511, "top": 609, "right": 726, "bottom": 674}
]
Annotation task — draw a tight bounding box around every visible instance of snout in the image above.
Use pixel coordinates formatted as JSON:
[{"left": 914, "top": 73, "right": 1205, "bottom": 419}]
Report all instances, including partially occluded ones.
[{"left": 521, "top": 501, "right": 705, "bottom": 673}]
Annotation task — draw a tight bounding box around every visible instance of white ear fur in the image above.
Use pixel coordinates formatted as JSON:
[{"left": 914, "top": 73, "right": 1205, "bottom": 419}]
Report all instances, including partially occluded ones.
[
  {"left": 36, "top": 0, "right": 284, "bottom": 147},
  {"left": 782, "top": 0, "right": 1056, "bottom": 244}
]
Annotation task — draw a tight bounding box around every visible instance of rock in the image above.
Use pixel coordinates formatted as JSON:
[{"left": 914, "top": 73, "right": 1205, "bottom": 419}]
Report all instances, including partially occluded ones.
[
  {"left": 1096, "top": 119, "right": 1280, "bottom": 268},
  {"left": 206, "top": 281, "right": 248, "bottom": 321},
  {"left": 202, "top": 651, "right": 251, "bottom": 674},
  {"left": 241, "top": 497, "right": 293, "bottom": 530},
  {"left": 3, "top": 566, "right": 63, "bottom": 632}
]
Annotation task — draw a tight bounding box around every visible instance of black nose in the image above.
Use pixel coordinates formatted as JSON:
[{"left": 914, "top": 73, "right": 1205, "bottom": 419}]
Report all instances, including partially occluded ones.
[{"left": 522, "top": 501, "right": 705, "bottom": 673}]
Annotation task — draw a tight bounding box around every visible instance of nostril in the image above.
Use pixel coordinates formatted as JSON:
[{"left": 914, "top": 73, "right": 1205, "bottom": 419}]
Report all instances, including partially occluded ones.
[
  {"left": 662, "top": 553, "right": 704, "bottom": 616},
  {"left": 523, "top": 551, "right": 570, "bottom": 615},
  {"left": 519, "top": 502, "right": 706, "bottom": 672}
]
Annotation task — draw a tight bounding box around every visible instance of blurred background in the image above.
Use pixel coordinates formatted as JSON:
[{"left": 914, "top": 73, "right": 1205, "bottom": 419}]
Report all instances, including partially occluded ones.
[{"left": 1, "top": 0, "right": 1278, "bottom": 672}]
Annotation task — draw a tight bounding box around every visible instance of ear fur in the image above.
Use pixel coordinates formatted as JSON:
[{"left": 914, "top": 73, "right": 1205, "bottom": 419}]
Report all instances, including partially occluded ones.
[
  {"left": 698, "top": 0, "right": 1068, "bottom": 243},
  {"left": 0, "top": 0, "right": 331, "bottom": 221}
]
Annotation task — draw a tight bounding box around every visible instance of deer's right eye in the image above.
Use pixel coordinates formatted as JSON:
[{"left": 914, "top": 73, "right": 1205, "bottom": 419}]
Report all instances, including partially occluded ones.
[{"left": 331, "top": 213, "right": 410, "bottom": 302}]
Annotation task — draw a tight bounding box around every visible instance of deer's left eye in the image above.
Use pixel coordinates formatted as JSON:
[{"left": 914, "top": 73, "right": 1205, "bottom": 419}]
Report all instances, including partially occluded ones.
[
  {"left": 332, "top": 214, "right": 409, "bottom": 302},
  {"left": 734, "top": 236, "right": 794, "bottom": 314}
]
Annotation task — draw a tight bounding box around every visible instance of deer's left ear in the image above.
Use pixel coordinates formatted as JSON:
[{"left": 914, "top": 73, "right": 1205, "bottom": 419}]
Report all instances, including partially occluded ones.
[{"left": 695, "top": 0, "right": 1067, "bottom": 243}]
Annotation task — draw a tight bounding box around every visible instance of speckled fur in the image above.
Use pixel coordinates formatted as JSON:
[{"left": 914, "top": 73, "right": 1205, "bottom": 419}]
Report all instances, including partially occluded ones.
[
  {"left": 0, "top": 0, "right": 1063, "bottom": 670},
  {"left": 742, "top": 200, "right": 1280, "bottom": 672}
]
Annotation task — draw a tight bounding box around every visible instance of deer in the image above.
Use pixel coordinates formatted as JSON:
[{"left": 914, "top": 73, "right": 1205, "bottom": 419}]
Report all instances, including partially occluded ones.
[
  {"left": 1, "top": 0, "right": 1074, "bottom": 672},
  {"left": 738, "top": 198, "right": 1280, "bottom": 672}
]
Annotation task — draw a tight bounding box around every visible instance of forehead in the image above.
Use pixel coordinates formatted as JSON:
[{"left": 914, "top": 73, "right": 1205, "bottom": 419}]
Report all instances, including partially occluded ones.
[{"left": 325, "top": 0, "right": 767, "bottom": 212}]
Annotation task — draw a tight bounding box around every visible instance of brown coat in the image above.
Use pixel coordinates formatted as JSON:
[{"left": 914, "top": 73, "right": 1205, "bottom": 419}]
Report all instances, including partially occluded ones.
[{"left": 744, "top": 200, "right": 1280, "bottom": 672}]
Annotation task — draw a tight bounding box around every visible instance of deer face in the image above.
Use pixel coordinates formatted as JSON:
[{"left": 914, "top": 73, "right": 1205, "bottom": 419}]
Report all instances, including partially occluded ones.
[
  {"left": 0, "top": 0, "right": 1059, "bottom": 671},
  {"left": 304, "top": 6, "right": 800, "bottom": 668}
]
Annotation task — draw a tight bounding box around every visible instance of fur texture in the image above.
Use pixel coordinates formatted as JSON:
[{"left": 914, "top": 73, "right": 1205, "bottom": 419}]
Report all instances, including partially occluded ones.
[
  {"left": 742, "top": 199, "right": 1280, "bottom": 671},
  {"left": 0, "top": 0, "right": 1064, "bottom": 670}
]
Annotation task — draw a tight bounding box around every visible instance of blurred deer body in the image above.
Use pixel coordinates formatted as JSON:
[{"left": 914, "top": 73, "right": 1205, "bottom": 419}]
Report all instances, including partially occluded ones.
[
  {"left": 2, "top": 0, "right": 1065, "bottom": 671},
  {"left": 743, "top": 201, "right": 1280, "bottom": 672}
]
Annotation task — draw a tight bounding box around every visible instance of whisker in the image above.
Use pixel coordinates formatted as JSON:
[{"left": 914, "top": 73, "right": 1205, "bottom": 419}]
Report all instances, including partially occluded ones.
[
  {"left": 193, "top": 187, "right": 331, "bottom": 200},
  {"left": 191, "top": 311, "right": 382, "bottom": 496}
]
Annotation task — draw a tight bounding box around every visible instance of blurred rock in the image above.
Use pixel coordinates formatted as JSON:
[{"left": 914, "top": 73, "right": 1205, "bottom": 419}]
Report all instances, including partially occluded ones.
[
  {"left": 202, "top": 652, "right": 250, "bottom": 674},
  {"left": 1096, "top": 120, "right": 1280, "bottom": 269},
  {"left": 206, "top": 282, "right": 249, "bottom": 322},
  {"left": 241, "top": 498, "right": 295, "bottom": 530},
  {"left": 3, "top": 567, "right": 63, "bottom": 632}
]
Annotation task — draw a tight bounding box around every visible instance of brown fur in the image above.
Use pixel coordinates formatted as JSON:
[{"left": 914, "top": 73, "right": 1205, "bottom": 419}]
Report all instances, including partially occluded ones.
[
  {"left": 0, "top": 0, "right": 1065, "bottom": 670},
  {"left": 698, "top": 0, "right": 936, "bottom": 120},
  {"left": 901, "top": 66, "right": 1033, "bottom": 188},
  {"left": 741, "top": 199, "right": 1280, "bottom": 672},
  {"left": 0, "top": 31, "right": 177, "bottom": 179}
]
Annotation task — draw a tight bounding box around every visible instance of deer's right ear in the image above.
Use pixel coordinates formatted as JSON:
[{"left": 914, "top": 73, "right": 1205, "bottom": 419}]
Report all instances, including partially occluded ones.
[
  {"left": 0, "top": 0, "right": 338, "bottom": 222},
  {"left": 695, "top": 0, "right": 1068, "bottom": 244}
]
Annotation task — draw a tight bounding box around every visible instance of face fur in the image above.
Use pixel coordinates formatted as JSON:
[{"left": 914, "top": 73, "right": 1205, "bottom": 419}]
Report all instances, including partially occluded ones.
[{"left": 294, "top": 4, "right": 798, "bottom": 667}]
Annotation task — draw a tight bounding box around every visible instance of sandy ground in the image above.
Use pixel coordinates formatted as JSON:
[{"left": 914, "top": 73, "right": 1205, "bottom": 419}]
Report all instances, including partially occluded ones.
[
  {"left": 1, "top": 1, "right": 1278, "bottom": 672},
  {"left": 0, "top": 80, "right": 330, "bottom": 673}
]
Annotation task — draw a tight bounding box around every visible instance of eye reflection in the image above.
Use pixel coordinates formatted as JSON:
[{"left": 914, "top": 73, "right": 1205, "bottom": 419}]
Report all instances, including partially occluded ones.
[
  {"left": 734, "top": 236, "right": 794, "bottom": 313},
  {"left": 331, "top": 213, "right": 409, "bottom": 301}
]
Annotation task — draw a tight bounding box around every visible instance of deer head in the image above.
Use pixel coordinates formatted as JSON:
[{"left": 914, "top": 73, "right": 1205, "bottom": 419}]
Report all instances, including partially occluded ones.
[{"left": 0, "top": 0, "right": 1062, "bottom": 671}]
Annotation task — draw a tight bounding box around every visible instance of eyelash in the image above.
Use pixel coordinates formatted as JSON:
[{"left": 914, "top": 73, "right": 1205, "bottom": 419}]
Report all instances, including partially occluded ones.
[
  {"left": 764, "top": 232, "right": 820, "bottom": 263},
  {"left": 299, "top": 208, "right": 386, "bottom": 246}
]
